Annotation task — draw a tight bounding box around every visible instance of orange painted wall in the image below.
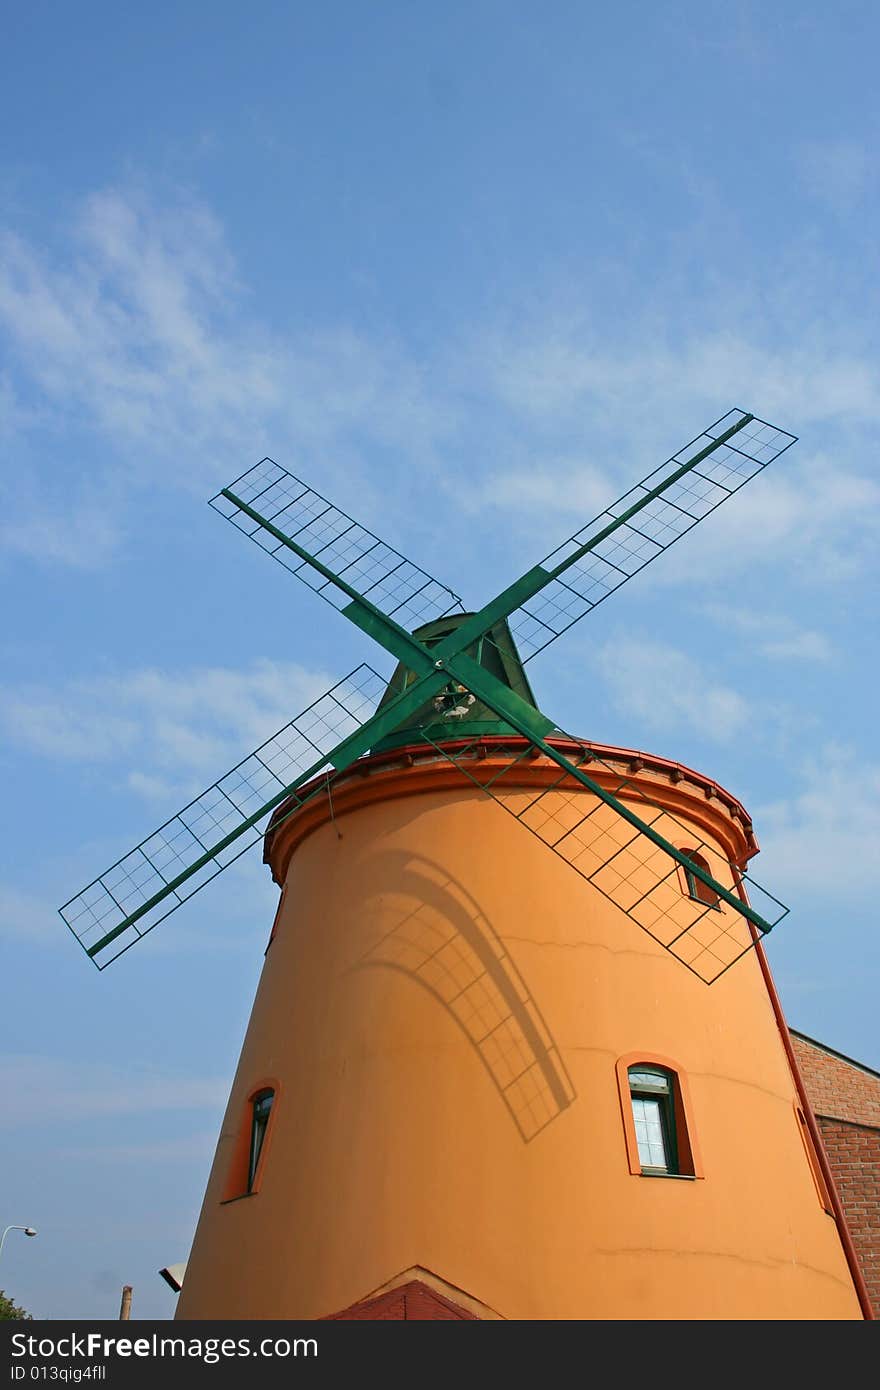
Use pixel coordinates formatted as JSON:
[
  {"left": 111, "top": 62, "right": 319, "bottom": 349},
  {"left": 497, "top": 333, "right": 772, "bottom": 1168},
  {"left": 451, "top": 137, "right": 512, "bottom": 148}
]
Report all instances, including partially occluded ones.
[{"left": 176, "top": 748, "right": 862, "bottom": 1320}]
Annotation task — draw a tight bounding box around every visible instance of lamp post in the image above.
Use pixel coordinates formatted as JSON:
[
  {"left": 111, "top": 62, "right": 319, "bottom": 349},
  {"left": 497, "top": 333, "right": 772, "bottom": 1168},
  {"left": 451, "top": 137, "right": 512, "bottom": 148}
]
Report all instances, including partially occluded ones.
[{"left": 0, "top": 1226, "right": 38, "bottom": 1260}]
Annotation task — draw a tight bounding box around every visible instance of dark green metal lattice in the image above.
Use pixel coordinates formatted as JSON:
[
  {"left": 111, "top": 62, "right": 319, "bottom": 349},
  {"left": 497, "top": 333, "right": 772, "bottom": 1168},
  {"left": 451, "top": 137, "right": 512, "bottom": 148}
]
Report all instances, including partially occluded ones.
[{"left": 60, "top": 407, "right": 797, "bottom": 977}]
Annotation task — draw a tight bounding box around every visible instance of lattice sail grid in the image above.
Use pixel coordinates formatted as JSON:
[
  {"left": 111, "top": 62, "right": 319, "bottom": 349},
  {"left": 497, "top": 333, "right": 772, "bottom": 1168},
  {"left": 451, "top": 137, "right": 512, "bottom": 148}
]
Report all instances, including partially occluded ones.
[
  {"left": 60, "top": 664, "right": 388, "bottom": 969},
  {"left": 210, "top": 458, "right": 464, "bottom": 631},
  {"left": 509, "top": 409, "right": 798, "bottom": 661},
  {"left": 420, "top": 733, "right": 788, "bottom": 985}
]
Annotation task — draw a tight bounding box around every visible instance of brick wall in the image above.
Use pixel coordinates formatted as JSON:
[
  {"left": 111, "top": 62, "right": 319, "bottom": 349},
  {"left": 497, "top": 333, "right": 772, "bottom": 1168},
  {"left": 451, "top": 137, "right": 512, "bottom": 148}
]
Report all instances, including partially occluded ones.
[
  {"left": 790, "top": 1030, "right": 880, "bottom": 1315},
  {"left": 791, "top": 1032, "right": 880, "bottom": 1129}
]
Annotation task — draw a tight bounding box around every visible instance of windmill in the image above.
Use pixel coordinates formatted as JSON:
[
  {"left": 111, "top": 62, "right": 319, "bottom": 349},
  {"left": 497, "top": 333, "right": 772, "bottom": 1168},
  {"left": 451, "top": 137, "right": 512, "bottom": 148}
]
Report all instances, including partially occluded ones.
[
  {"left": 58, "top": 407, "right": 867, "bottom": 1320},
  {"left": 61, "top": 408, "right": 792, "bottom": 984}
]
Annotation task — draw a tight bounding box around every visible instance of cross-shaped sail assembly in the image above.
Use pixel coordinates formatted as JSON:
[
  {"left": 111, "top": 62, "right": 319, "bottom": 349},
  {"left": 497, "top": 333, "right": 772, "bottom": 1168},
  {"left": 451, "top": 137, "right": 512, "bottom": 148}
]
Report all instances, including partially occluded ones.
[{"left": 60, "top": 408, "right": 796, "bottom": 980}]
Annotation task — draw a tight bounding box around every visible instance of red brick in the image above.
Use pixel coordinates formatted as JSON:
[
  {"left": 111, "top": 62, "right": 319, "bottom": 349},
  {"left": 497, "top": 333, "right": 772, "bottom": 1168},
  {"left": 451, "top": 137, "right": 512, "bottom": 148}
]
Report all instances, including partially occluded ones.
[{"left": 791, "top": 1031, "right": 880, "bottom": 1314}]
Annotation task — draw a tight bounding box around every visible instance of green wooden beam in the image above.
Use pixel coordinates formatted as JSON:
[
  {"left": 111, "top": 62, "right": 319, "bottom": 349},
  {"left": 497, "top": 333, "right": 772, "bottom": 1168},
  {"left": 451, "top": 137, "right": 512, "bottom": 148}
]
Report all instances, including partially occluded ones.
[
  {"left": 86, "top": 664, "right": 451, "bottom": 957},
  {"left": 442, "top": 651, "right": 773, "bottom": 933}
]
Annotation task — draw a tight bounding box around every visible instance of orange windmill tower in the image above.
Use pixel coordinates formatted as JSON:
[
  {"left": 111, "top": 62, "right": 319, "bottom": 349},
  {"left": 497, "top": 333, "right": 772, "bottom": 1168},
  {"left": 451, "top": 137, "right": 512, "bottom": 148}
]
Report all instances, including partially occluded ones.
[{"left": 61, "top": 409, "right": 871, "bottom": 1320}]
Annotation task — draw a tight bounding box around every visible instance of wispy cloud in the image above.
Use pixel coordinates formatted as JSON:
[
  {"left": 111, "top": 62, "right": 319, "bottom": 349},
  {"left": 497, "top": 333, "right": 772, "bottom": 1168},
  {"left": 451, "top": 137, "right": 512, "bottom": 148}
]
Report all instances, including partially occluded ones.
[
  {"left": 473, "top": 457, "right": 615, "bottom": 520},
  {"left": 797, "top": 138, "right": 874, "bottom": 213},
  {"left": 652, "top": 453, "right": 880, "bottom": 586},
  {"left": 0, "top": 658, "right": 333, "bottom": 784},
  {"left": 757, "top": 745, "right": 880, "bottom": 898},
  {"left": 0, "top": 187, "right": 450, "bottom": 561},
  {"left": 0, "top": 1055, "right": 227, "bottom": 1127},
  {"left": 0, "top": 885, "right": 59, "bottom": 943},
  {"left": 0, "top": 502, "right": 121, "bottom": 568},
  {"left": 480, "top": 324, "right": 880, "bottom": 431},
  {"left": 699, "top": 604, "right": 833, "bottom": 662},
  {"left": 62, "top": 1132, "right": 218, "bottom": 1164},
  {"left": 594, "top": 636, "right": 750, "bottom": 742},
  {"left": 0, "top": 852, "right": 278, "bottom": 959},
  {"left": 479, "top": 449, "right": 880, "bottom": 592},
  {"left": 458, "top": 315, "right": 880, "bottom": 586},
  {"left": 4, "top": 182, "right": 879, "bottom": 585}
]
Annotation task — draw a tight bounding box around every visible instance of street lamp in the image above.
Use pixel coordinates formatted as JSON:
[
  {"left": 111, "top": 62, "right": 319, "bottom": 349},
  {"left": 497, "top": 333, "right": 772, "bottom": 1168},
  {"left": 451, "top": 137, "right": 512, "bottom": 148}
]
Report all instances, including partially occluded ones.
[{"left": 0, "top": 1226, "right": 38, "bottom": 1259}]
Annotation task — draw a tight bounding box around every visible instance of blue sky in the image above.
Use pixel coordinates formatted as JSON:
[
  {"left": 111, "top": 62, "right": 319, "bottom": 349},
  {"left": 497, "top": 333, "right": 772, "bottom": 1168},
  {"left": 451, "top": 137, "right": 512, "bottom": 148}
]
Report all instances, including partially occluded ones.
[{"left": 1, "top": 0, "right": 877, "bottom": 1320}]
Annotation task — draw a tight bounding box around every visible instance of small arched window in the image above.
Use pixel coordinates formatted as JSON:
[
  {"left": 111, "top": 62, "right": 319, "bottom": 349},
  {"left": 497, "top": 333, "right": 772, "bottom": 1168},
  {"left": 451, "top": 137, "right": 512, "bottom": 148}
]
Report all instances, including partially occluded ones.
[
  {"left": 680, "top": 848, "right": 720, "bottom": 909},
  {"left": 223, "top": 1079, "right": 279, "bottom": 1202},
  {"left": 248, "top": 1089, "right": 274, "bottom": 1194},
  {"left": 616, "top": 1054, "right": 703, "bottom": 1180},
  {"left": 628, "top": 1066, "right": 678, "bottom": 1174}
]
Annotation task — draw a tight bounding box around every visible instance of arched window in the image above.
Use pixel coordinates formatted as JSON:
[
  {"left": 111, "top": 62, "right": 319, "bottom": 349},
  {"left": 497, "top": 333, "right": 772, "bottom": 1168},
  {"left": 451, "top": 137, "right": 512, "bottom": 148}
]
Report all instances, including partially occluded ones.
[
  {"left": 248, "top": 1089, "right": 274, "bottom": 1193},
  {"left": 680, "top": 848, "right": 720, "bottom": 908},
  {"left": 222, "top": 1079, "right": 279, "bottom": 1202},
  {"left": 616, "top": 1054, "right": 703, "bottom": 1180},
  {"left": 628, "top": 1066, "right": 678, "bottom": 1174}
]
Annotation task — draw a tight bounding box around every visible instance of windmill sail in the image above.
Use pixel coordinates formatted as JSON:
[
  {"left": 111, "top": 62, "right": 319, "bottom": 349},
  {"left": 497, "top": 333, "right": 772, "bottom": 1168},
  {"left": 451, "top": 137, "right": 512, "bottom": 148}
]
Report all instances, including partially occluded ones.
[
  {"left": 61, "top": 405, "right": 797, "bottom": 979},
  {"left": 210, "top": 458, "right": 464, "bottom": 631},
  {"left": 419, "top": 726, "right": 787, "bottom": 985},
  {"left": 506, "top": 409, "right": 797, "bottom": 662},
  {"left": 60, "top": 665, "right": 389, "bottom": 969}
]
